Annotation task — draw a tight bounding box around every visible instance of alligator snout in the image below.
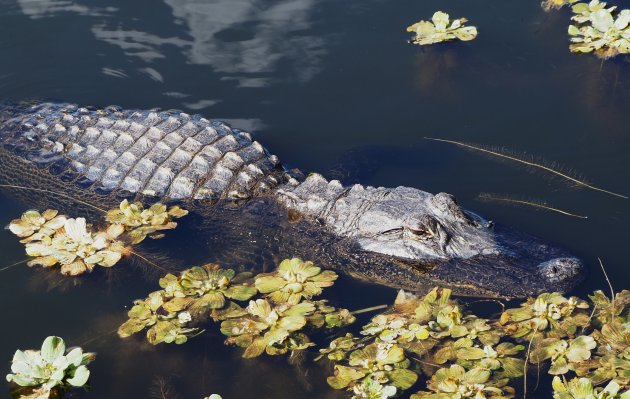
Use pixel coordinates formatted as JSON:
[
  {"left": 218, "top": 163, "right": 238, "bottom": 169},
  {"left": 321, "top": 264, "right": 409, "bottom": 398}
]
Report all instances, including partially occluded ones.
[{"left": 538, "top": 257, "right": 585, "bottom": 286}]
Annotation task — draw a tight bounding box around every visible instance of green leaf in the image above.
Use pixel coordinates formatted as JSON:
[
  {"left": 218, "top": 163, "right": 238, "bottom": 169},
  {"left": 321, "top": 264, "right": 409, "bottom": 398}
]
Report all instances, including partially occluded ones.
[
  {"left": 388, "top": 368, "right": 418, "bottom": 389},
  {"left": 65, "top": 348, "right": 84, "bottom": 367},
  {"left": 243, "top": 338, "right": 267, "bottom": 358},
  {"left": 591, "top": 9, "right": 614, "bottom": 31},
  {"left": 224, "top": 285, "right": 257, "bottom": 301},
  {"left": 66, "top": 365, "right": 90, "bottom": 387},
  {"left": 40, "top": 337, "right": 65, "bottom": 363},
  {"left": 254, "top": 276, "right": 286, "bottom": 293},
  {"left": 162, "top": 296, "right": 195, "bottom": 312}
]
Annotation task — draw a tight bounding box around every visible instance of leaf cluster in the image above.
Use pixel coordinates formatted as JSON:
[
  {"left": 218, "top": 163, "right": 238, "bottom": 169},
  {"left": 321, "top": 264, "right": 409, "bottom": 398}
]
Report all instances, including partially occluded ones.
[
  {"left": 407, "top": 11, "right": 478, "bottom": 46},
  {"left": 6, "top": 337, "right": 94, "bottom": 399},
  {"left": 118, "top": 263, "right": 256, "bottom": 345},
  {"left": 8, "top": 200, "right": 188, "bottom": 276},
  {"left": 118, "top": 258, "right": 355, "bottom": 357},
  {"left": 105, "top": 200, "right": 187, "bottom": 244},
  {"left": 323, "top": 288, "right": 630, "bottom": 399},
  {"left": 568, "top": 0, "right": 630, "bottom": 58}
]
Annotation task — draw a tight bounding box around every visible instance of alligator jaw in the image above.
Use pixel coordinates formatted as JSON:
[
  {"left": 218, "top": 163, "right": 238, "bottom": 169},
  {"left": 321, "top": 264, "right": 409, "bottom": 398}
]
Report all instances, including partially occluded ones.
[{"left": 277, "top": 174, "right": 586, "bottom": 298}]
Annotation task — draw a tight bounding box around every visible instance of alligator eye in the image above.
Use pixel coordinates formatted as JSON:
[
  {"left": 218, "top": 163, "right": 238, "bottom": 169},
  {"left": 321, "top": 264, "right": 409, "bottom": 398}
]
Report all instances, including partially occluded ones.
[
  {"left": 377, "top": 227, "right": 403, "bottom": 237},
  {"left": 404, "top": 215, "right": 440, "bottom": 240}
]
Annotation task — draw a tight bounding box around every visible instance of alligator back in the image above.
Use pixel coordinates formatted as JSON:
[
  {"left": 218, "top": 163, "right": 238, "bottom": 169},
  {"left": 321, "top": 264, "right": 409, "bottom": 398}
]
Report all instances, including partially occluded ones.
[{"left": 0, "top": 102, "right": 290, "bottom": 204}]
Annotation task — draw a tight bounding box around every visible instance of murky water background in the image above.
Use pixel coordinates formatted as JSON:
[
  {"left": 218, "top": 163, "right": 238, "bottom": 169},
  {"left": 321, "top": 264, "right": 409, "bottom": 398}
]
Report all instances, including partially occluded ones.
[{"left": 0, "top": 0, "right": 629, "bottom": 397}]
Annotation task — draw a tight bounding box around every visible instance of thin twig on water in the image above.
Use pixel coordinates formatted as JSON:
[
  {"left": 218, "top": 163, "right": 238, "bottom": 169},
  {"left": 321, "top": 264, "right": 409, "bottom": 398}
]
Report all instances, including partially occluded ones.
[{"left": 425, "top": 137, "right": 628, "bottom": 199}]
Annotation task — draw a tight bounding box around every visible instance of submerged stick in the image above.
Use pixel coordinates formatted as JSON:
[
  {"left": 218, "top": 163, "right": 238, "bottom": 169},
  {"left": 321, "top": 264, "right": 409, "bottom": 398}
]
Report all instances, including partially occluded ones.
[
  {"left": 425, "top": 137, "right": 628, "bottom": 199},
  {"left": 0, "top": 258, "right": 29, "bottom": 272},
  {"left": 598, "top": 257, "right": 615, "bottom": 315},
  {"left": 0, "top": 184, "right": 108, "bottom": 213},
  {"left": 351, "top": 304, "right": 388, "bottom": 315},
  {"left": 523, "top": 324, "right": 541, "bottom": 399},
  {"left": 478, "top": 193, "right": 588, "bottom": 219}
]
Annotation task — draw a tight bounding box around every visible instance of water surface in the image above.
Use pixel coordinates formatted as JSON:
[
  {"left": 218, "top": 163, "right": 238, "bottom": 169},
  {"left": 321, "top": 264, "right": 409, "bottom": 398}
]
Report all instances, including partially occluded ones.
[{"left": 0, "top": 0, "right": 629, "bottom": 398}]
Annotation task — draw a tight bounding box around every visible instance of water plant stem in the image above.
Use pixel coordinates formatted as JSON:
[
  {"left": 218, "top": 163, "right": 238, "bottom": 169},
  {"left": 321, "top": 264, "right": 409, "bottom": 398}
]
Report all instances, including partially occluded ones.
[
  {"left": 0, "top": 258, "right": 28, "bottom": 272},
  {"left": 479, "top": 193, "right": 588, "bottom": 219},
  {"left": 425, "top": 137, "right": 628, "bottom": 199},
  {"left": 351, "top": 304, "right": 388, "bottom": 315},
  {"left": 598, "top": 257, "right": 615, "bottom": 316}
]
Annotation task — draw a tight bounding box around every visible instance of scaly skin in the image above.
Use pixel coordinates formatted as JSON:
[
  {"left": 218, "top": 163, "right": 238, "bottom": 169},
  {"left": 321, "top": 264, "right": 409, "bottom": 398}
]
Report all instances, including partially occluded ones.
[{"left": 0, "top": 101, "right": 585, "bottom": 298}]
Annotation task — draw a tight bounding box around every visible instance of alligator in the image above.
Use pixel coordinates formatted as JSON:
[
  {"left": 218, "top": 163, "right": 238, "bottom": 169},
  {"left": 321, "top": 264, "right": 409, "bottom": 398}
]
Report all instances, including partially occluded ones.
[{"left": 0, "top": 101, "right": 585, "bottom": 298}]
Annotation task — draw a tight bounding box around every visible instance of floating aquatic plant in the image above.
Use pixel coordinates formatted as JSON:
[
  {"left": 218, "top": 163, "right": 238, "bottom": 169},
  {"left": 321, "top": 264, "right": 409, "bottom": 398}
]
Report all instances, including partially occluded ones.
[
  {"left": 6, "top": 336, "right": 95, "bottom": 399},
  {"left": 254, "top": 258, "right": 338, "bottom": 305},
  {"left": 118, "top": 290, "right": 202, "bottom": 345},
  {"left": 568, "top": 0, "right": 630, "bottom": 59},
  {"left": 530, "top": 336, "right": 597, "bottom": 375},
  {"left": 499, "top": 292, "right": 590, "bottom": 340},
  {"left": 407, "top": 11, "right": 478, "bottom": 46},
  {"left": 543, "top": 0, "right": 578, "bottom": 11},
  {"left": 173, "top": 264, "right": 257, "bottom": 312},
  {"left": 326, "top": 342, "right": 418, "bottom": 394},
  {"left": 118, "top": 264, "right": 256, "bottom": 345},
  {"left": 410, "top": 365, "right": 515, "bottom": 399},
  {"left": 8, "top": 200, "right": 189, "bottom": 276},
  {"left": 322, "top": 287, "right": 630, "bottom": 399},
  {"left": 8, "top": 210, "right": 66, "bottom": 242},
  {"left": 317, "top": 333, "right": 366, "bottom": 362},
  {"left": 119, "top": 259, "right": 353, "bottom": 353},
  {"left": 552, "top": 377, "right": 629, "bottom": 399},
  {"left": 22, "top": 217, "right": 129, "bottom": 276},
  {"left": 105, "top": 199, "right": 188, "bottom": 244},
  {"left": 220, "top": 299, "right": 316, "bottom": 358},
  {"left": 589, "top": 290, "right": 630, "bottom": 326}
]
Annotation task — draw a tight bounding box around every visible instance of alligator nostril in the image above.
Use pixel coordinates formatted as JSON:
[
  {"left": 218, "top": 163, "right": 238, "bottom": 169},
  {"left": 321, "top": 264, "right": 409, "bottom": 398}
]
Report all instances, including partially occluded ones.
[{"left": 538, "top": 257, "right": 584, "bottom": 284}]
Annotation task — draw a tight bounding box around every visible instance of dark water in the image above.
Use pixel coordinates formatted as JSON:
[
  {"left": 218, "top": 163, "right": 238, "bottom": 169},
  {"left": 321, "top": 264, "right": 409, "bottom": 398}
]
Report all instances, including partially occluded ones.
[{"left": 0, "top": 0, "right": 629, "bottom": 398}]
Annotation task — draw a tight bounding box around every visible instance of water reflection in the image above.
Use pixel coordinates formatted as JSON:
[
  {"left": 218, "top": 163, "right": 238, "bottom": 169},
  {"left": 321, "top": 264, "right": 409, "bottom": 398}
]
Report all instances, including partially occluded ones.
[
  {"left": 15, "top": 0, "right": 115, "bottom": 19},
  {"left": 91, "top": 24, "right": 189, "bottom": 63},
  {"left": 165, "top": 0, "right": 324, "bottom": 84},
  {"left": 88, "top": 0, "right": 324, "bottom": 88},
  {"left": 412, "top": 47, "right": 461, "bottom": 99}
]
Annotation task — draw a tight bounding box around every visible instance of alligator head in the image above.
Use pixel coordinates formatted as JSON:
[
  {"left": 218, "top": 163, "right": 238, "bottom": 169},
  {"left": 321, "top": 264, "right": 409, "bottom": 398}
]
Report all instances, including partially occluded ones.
[{"left": 276, "top": 174, "right": 585, "bottom": 298}]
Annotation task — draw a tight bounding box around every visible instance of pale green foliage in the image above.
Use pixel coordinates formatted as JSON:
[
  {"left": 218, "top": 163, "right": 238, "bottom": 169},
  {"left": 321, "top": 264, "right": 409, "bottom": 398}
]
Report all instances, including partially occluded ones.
[
  {"left": 118, "top": 263, "right": 256, "bottom": 345},
  {"left": 20, "top": 217, "right": 128, "bottom": 276},
  {"left": 323, "top": 288, "right": 630, "bottom": 399},
  {"left": 543, "top": 0, "right": 578, "bottom": 12},
  {"left": 530, "top": 336, "right": 597, "bottom": 375},
  {"left": 407, "top": 11, "right": 477, "bottom": 46},
  {"left": 499, "top": 292, "right": 590, "bottom": 340},
  {"left": 552, "top": 377, "right": 630, "bottom": 399},
  {"left": 8, "top": 200, "right": 189, "bottom": 276},
  {"left": 326, "top": 342, "right": 418, "bottom": 392},
  {"left": 351, "top": 377, "right": 397, "bottom": 399},
  {"left": 411, "top": 365, "right": 515, "bottom": 399},
  {"left": 568, "top": 0, "right": 630, "bottom": 58},
  {"left": 117, "top": 290, "right": 203, "bottom": 345},
  {"left": 254, "top": 258, "right": 337, "bottom": 305},
  {"left": 9, "top": 209, "right": 66, "bottom": 240},
  {"left": 221, "top": 299, "right": 316, "bottom": 357},
  {"left": 6, "top": 337, "right": 95, "bottom": 399},
  {"left": 119, "top": 259, "right": 352, "bottom": 353},
  {"left": 105, "top": 199, "right": 188, "bottom": 244},
  {"left": 317, "top": 333, "right": 365, "bottom": 362}
]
